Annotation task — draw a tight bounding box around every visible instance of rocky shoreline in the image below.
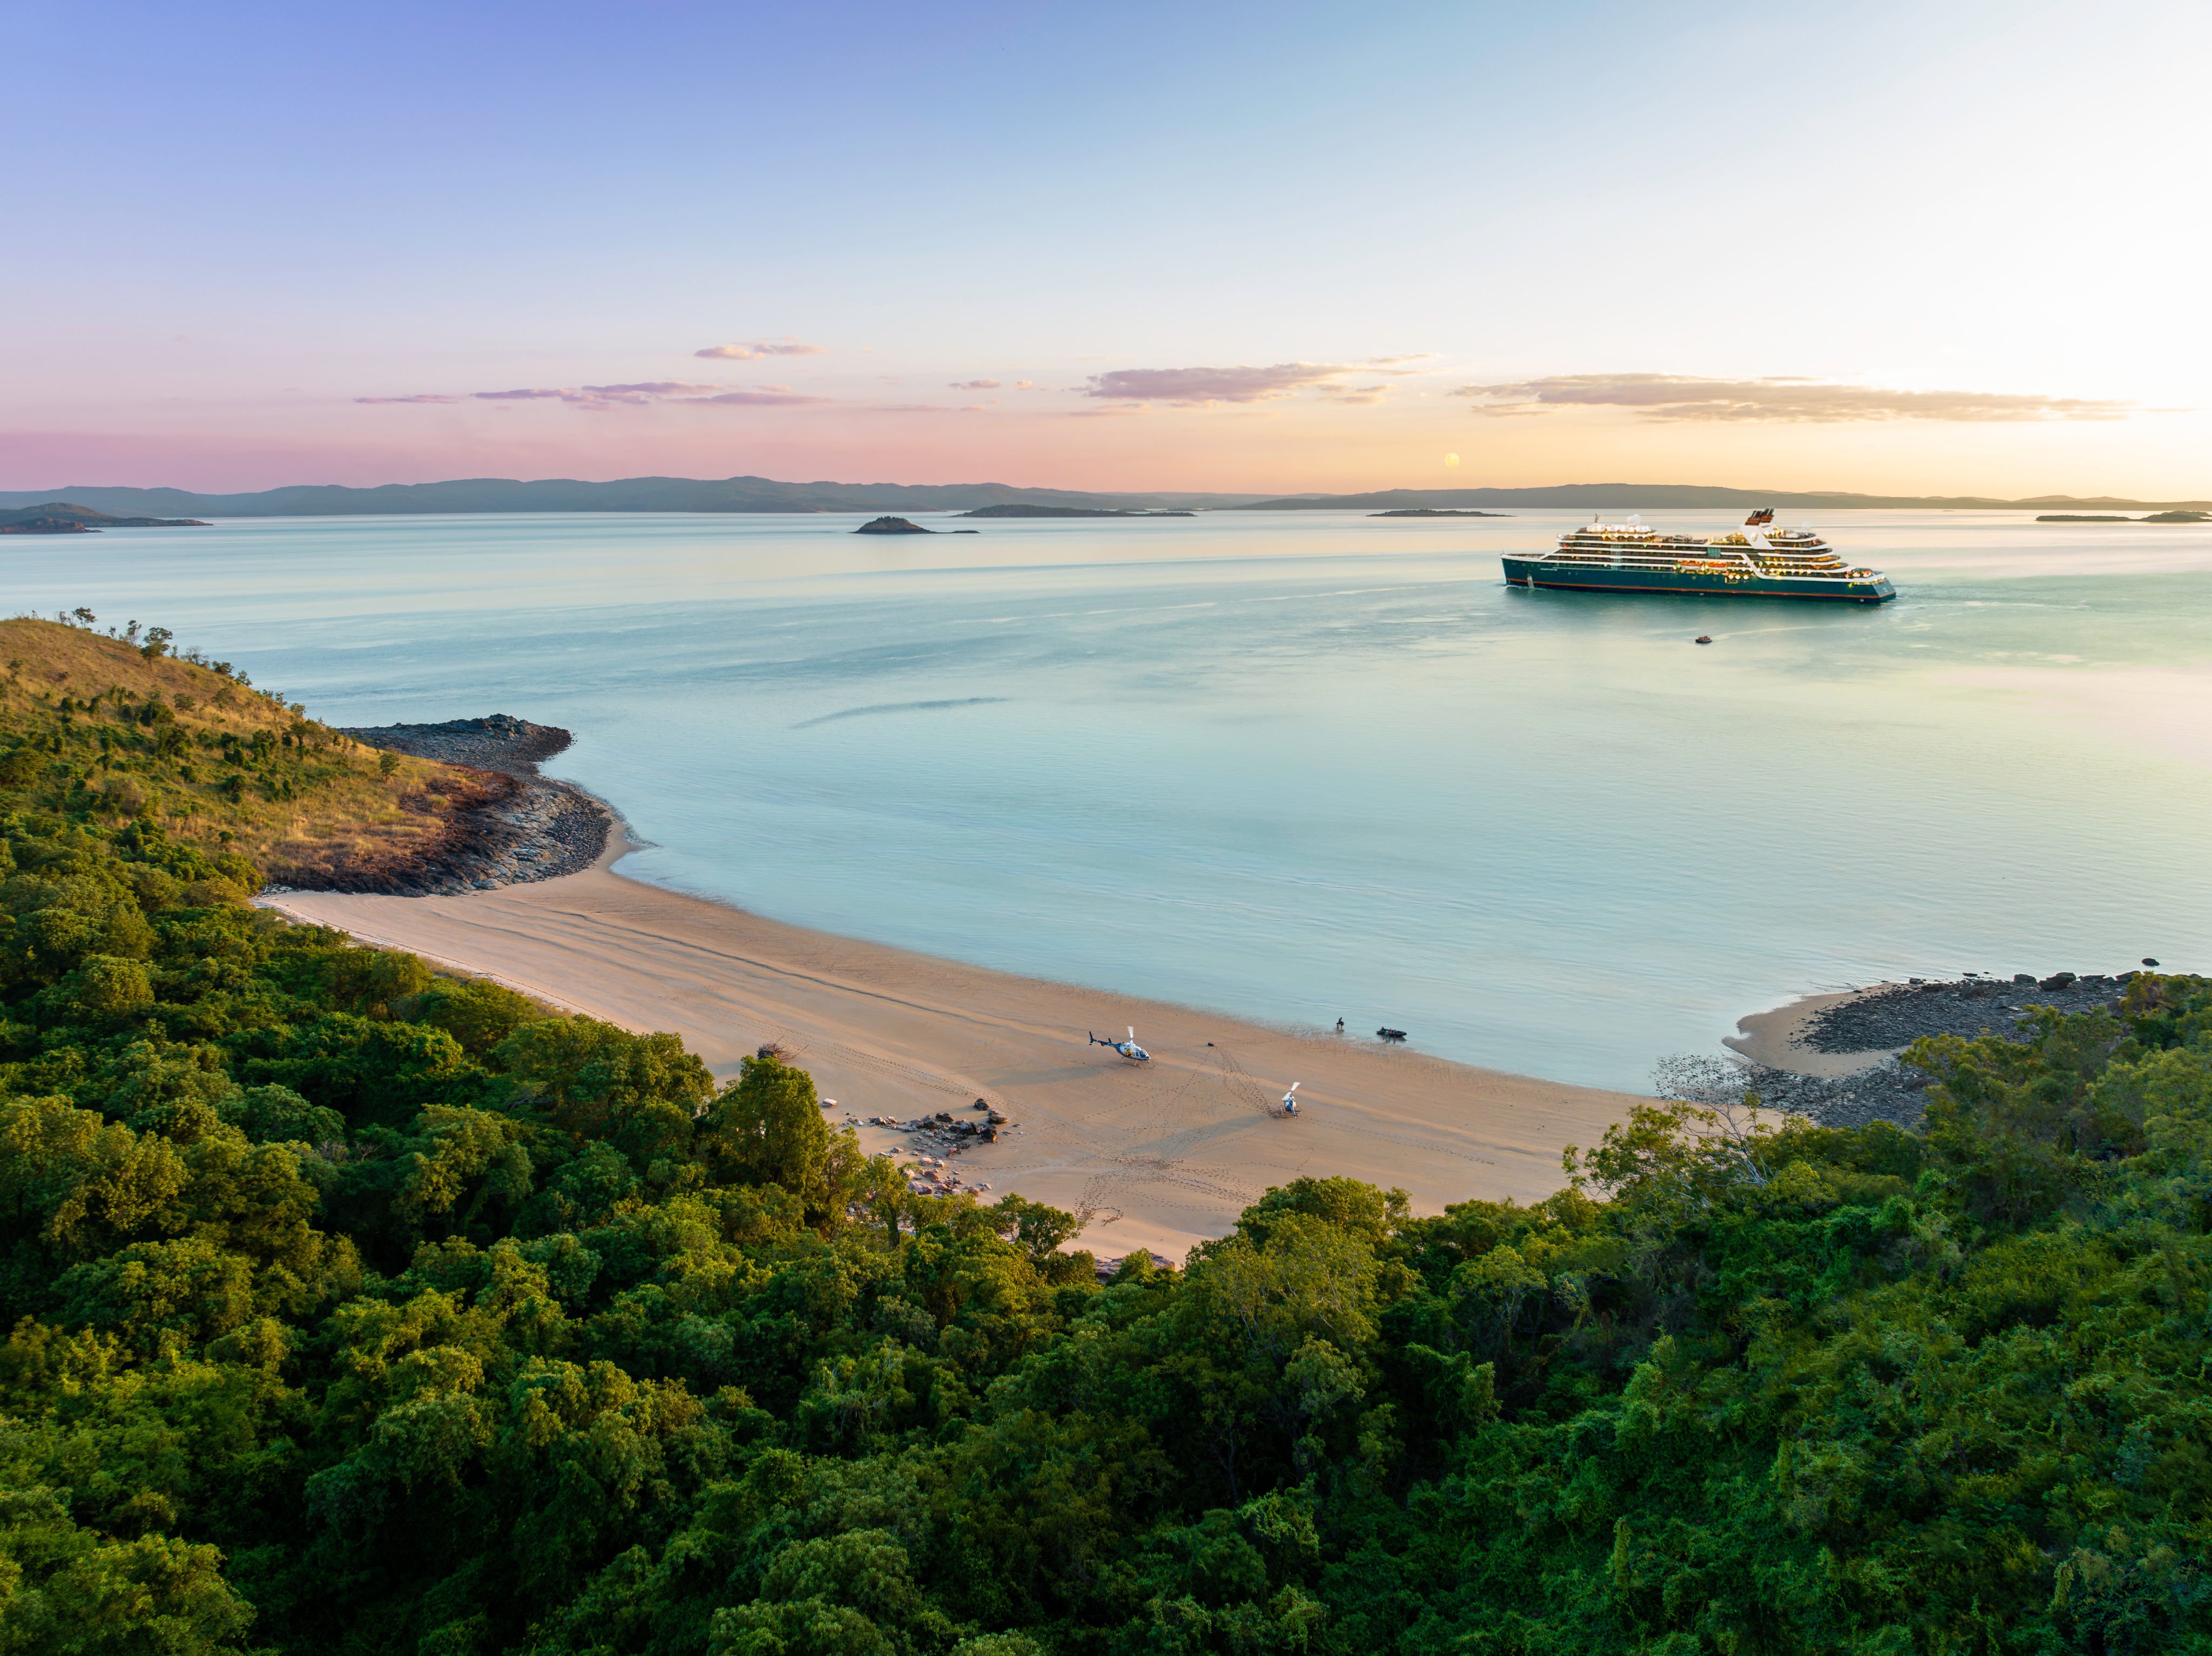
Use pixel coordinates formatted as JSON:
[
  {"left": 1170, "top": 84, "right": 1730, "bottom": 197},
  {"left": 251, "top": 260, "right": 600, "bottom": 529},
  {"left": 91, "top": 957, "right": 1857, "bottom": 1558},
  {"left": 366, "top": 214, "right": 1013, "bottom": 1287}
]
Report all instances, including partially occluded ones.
[
  {"left": 1743, "top": 971, "right": 2144, "bottom": 1130},
  {"left": 1799, "top": 971, "right": 2133, "bottom": 1052},
  {"left": 289, "top": 714, "right": 615, "bottom": 897},
  {"left": 1736, "top": 1057, "right": 1932, "bottom": 1131}
]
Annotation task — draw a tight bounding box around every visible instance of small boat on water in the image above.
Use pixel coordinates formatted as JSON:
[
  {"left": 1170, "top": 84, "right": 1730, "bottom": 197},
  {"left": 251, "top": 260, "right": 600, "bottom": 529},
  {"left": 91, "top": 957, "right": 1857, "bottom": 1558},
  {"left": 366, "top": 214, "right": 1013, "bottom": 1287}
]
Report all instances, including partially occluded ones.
[{"left": 1503, "top": 510, "right": 1896, "bottom": 604}]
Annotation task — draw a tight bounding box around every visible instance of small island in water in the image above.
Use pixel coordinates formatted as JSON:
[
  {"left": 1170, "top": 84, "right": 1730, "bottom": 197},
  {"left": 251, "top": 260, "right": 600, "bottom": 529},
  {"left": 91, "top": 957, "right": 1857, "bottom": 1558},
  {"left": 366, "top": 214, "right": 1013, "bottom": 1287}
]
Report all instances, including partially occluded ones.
[
  {"left": 2037, "top": 509, "right": 2209, "bottom": 523},
  {"left": 956, "top": 504, "right": 1195, "bottom": 518},
  {"left": 854, "top": 515, "right": 934, "bottom": 534},
  {"left": 1370, "top": 508, "right": 1512, "bottom": 518},
  {"left": 0, "top": 501, "right": 208, "bottom": 534}
]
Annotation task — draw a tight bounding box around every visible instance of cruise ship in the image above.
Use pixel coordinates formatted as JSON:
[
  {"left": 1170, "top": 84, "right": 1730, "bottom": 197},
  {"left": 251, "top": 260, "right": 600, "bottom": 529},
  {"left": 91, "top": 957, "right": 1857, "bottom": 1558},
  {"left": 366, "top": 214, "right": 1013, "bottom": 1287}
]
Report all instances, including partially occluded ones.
[{"left": 1502, "top": 510, "right": 1896, "bottom": 603}]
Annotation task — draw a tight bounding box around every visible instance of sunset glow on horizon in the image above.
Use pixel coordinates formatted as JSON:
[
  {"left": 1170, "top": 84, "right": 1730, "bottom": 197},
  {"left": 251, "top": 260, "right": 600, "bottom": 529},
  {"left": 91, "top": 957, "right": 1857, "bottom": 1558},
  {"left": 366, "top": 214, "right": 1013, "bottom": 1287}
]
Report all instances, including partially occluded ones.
[{"left": 8, "top": 0, "right": 2208, "bottom": 499}]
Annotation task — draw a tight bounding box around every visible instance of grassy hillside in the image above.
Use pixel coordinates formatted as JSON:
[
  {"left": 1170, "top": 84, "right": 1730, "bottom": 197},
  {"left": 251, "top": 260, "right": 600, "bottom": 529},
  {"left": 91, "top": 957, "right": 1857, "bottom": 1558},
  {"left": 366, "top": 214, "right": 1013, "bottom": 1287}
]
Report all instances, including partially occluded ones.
[{"left": 0, "top": 616, "right": 497, "bottom": 888}]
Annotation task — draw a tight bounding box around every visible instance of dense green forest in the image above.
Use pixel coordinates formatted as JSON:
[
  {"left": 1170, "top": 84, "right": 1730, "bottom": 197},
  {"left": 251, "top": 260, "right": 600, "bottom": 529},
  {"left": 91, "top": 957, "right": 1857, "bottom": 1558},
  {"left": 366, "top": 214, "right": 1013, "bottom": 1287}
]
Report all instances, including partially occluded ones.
[{"left": 3, "top": 643, "right": 2209, "bottom": 1653}]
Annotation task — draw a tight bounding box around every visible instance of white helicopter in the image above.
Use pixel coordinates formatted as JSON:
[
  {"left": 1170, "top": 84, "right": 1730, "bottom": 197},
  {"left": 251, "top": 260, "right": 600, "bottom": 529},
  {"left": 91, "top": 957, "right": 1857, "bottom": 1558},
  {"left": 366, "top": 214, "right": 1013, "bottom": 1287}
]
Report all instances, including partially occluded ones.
[
  {"left": 1089, "top": 1026, "right": 1151, "bottom": 1064},
  {"left": 1280, "top": 1082, "right": 1301, "bottom": 1116}
]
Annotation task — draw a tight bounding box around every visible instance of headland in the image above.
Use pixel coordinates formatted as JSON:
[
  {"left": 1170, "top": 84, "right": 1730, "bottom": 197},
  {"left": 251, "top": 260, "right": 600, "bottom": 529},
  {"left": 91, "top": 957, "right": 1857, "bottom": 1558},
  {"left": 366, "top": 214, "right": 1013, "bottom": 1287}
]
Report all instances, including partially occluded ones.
[
  {"left": 330, "top": 714, "right": 613, "bottom": 893},
  {"left": 0, "top": 501, "right": 207, "bottom": 533}
]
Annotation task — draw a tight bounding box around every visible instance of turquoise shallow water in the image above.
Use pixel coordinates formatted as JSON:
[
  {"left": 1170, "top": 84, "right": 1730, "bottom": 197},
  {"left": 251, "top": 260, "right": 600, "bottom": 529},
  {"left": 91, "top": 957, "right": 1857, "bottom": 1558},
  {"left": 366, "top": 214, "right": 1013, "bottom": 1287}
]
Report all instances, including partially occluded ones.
[{"left": 12, "top": 508, "right": 2212, "bottom": 1089}]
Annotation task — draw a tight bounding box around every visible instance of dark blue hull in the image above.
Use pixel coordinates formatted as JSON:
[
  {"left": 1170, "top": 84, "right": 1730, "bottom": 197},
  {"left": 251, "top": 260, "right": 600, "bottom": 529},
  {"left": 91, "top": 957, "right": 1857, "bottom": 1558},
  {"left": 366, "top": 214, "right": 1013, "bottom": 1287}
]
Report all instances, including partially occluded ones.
[{"left": 1501, "top": 557, "right": 1895, "bottom": 604}]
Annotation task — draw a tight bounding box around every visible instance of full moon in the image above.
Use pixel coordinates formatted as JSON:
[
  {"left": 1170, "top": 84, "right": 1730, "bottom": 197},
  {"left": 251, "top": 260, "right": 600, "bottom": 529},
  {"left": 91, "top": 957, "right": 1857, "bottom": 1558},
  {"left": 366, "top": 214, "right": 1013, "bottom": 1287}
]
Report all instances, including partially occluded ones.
[{"left": 1444, "top": 452, "right": 1460, "bottom": 467}]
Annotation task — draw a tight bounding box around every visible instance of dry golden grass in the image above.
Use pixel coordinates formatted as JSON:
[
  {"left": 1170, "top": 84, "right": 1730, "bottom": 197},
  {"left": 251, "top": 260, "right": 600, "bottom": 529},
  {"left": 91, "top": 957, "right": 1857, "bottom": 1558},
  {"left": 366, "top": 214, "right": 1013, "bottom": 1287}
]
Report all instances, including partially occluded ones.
[{"left": 0, "top": 616, "right": 501, "bottom": 884}]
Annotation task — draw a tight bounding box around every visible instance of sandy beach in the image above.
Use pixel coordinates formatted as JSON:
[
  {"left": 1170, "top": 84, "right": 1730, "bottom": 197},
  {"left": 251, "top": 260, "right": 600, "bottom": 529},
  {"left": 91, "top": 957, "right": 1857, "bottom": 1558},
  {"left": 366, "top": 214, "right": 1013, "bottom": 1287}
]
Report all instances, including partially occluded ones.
[{"left": 265, "top": 828, "right": 1642, "bottom": 1260}]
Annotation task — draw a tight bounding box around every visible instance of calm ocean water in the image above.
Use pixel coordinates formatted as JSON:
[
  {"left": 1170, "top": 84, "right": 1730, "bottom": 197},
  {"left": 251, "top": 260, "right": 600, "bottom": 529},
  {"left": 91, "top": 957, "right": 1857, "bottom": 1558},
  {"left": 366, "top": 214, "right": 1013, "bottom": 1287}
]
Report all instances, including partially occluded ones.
[{"left": 15, "top": 508, "right": 2212, "bottom": 1089}]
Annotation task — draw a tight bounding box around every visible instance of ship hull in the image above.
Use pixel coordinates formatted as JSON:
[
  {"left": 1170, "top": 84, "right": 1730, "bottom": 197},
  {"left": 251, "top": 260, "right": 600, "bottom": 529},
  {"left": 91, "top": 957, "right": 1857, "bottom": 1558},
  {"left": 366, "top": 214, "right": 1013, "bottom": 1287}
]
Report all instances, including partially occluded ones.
[{"left": 1501, "top": 557, "right": 1895, "bottom": 604}]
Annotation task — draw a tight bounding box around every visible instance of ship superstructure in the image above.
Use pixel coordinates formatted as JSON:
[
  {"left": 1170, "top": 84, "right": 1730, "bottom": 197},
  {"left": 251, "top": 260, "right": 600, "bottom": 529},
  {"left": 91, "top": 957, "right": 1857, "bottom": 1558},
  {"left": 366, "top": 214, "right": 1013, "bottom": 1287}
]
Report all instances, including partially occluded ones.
[{"left": 1502, "top": 510, "right": 1895, "bottom": 603}]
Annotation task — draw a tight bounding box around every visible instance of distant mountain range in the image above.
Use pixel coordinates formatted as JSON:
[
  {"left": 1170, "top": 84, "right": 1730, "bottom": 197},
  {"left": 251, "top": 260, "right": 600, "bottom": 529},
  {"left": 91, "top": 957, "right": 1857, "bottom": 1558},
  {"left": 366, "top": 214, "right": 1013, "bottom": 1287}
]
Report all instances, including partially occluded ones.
[
  {"left": 955, "top": 504, "right": 1196, "bottom": 518},
  {"left": 0, "top": 476, "right": 1257, "bottom": 518},
  {"left": 2, "top": 475, "right": 2205, "bottom": 518},
  {"left": 1235, "top": 485, "right": 2212, "bottom": 512}
]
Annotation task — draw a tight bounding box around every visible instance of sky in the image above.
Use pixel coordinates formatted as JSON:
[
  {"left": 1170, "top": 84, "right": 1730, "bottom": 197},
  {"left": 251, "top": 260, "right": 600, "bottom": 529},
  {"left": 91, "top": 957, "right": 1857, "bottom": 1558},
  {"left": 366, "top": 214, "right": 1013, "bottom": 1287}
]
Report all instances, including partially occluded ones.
[{"left": 6, "top": 0, "right": 2209, "bottom": 498}]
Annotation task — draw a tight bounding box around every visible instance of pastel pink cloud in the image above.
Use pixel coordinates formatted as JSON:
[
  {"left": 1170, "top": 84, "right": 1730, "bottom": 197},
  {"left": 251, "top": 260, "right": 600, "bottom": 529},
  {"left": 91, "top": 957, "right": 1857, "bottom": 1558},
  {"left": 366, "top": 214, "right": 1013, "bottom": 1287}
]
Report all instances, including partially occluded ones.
[
  {"left": 1083, "top": 363, "right": 1351, "bottom": 405},
  {"left": 360, "top": 381, "right": 829, "bottom": 411},
  {"left": 696, "top": 339, "right": 830, "bottom": 360}
]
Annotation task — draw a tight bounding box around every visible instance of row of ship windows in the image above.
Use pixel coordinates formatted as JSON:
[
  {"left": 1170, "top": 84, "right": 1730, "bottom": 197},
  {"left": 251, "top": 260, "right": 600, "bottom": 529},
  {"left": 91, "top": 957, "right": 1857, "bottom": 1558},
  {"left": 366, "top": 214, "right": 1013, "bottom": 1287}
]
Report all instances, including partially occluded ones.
[
  {"left": 1539, "top": 558, "right": 1861, "bottom": 578},
  {"left": 1554, "top": 548, "right": 1843, "bottom": 559},
  {"left": 1546, "top": 553, "right": 1850, "bottom": 567},
  {"left": 1557, "top": 536, "right": 1830, "bottom": 549}
]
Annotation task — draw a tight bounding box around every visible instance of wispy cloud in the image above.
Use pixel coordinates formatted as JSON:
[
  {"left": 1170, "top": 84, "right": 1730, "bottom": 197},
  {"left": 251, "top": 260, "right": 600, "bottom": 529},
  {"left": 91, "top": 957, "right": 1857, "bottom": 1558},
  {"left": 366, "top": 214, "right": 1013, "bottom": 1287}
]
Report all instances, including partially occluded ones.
[
  {"left": 950, "top": 378, "right": 1001, "bottom": 390},
  {"left": 1366, "top": 354, "right": 1438, "bottom": 367},
  {"left": 1317, "top": 384, "right": 1391, "bottom": 405},
  {"left": 1451, "top": 373, "right": 2138, "bottom": 423},
  {"left": 693, "top": 388, "right": 830, "bottom": 407},
  {"left": 359, "top": 381, "right": 828, "bottom": 411},
  {"left": 471, "top": 382, "right": 730, "bottom": 409},
  {"left": 1082, "top": 362, "right": 1356, "bottom": 405},
  {"left": 1013, "top": 380, "right": 1035, "bottom": 390},
  {"left": 696, "top": 339, "right": 830, "bottom": 359}
]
